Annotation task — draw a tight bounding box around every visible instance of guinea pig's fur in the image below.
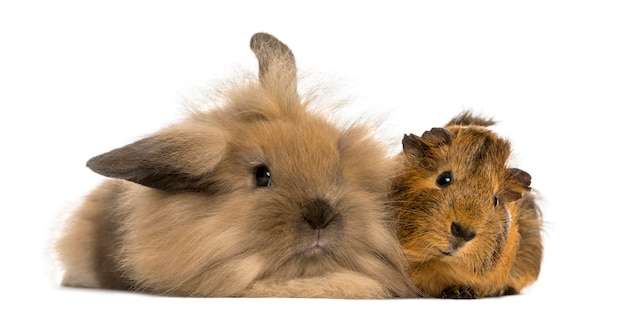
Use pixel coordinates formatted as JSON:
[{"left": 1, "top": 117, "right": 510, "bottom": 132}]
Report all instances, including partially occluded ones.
[
  {"left": 391, "top": 111, "right": 543, "bottom": 298},
  {"left": 53, "top": 33, "right": 418, "bottom": 298}
]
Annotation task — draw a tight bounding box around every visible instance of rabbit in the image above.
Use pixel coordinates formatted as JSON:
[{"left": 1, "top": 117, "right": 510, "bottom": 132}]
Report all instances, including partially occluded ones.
[
  {"left": 391, "top": 111, "right": 543, "bottom": 298},
  {"left": 53, "top": 32, "right": 419, "bottom": 299}
]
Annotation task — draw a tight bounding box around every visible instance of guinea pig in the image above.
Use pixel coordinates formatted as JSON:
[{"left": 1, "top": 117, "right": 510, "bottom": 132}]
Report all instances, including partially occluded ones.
[
  {"left": 391, "top": 111, "right": 543, "bottom": 298},
  {"left": 53, "top": 32, "right": 418, "bottom": 298}
]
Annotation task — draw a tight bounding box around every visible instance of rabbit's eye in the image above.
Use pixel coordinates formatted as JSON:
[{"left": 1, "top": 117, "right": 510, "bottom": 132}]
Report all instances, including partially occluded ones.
[
  {"left": 493, "top": 196, "right": 499, "bottom": 208},
  {"left": 436, "top": 171, "right": 452, "bottom": 188},
  {"left": 254, "top": 165, "right": 271, "bottom": 187}
]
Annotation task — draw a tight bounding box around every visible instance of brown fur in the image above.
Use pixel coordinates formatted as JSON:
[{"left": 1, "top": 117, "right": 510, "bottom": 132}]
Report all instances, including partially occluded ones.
[
  {"left": 391, "top": 111, "right": 543, "bottom": 298},
  {"left": 54, "top": 33, "right": 418, "bottom": 298}
]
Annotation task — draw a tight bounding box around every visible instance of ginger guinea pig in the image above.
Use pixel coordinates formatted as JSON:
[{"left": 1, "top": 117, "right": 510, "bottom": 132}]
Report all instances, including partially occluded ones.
[
  {"left": 391, "top": 111, "right": 543, "bottom": 298},
  {"left": 53, "top": 33, "right": 417, "bottom": 299}
]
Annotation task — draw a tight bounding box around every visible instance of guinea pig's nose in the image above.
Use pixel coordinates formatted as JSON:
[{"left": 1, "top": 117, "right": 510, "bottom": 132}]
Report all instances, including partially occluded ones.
[
  {"left": 303, "top": 198, "right": 335, "bottom": 229},
  {"left": 451, "top": 221, "right": 476, "bottom": 242}
]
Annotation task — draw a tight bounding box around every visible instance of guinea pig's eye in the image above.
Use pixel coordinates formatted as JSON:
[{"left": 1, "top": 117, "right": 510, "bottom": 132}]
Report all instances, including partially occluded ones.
[
  {"left": 254, "top": 165, "right": 271, "bottom": 187},
  {"left": 436, "top": 171, "right": 452, "bottom": 188},
  {"left": 493, "top": 196, "right": 499, "bottom": 208}
]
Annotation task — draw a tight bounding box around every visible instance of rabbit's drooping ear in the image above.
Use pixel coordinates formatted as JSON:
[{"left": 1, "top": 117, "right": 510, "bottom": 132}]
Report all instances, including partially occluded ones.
[
  {"left": 402, "top": 128, "right": 453, "bottom": 162},
  {"left": 86, "top": 125, "right": 227, "bottom": 193},
  {"left": 250, "top": 32, "right": 298, "bottom": 103},
  {"left": 502, "top": 168, "right": 532, "bottom": 201}
]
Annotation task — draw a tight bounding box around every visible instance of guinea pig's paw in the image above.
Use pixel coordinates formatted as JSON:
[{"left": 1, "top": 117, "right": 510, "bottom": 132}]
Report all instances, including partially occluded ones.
[{"left": 440, "top": 286, "right": 478, "bottom": 299}]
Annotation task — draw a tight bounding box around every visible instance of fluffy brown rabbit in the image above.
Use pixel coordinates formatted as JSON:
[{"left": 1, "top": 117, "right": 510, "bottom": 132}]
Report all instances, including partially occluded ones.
[
  {"left": 391, "top": 111, "right": 543, "bottom": 298},
  {"left": 53, "top": 32, "right": 418, "bottom": 298}
]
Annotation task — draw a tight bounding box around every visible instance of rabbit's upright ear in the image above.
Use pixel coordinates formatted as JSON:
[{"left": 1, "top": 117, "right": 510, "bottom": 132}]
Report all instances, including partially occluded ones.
[
  {"left": 250, "top": 32, "right": 298, "bottom": 103},
  {"left": 86, "top": 124, "right": 227, "bottom": 193}
]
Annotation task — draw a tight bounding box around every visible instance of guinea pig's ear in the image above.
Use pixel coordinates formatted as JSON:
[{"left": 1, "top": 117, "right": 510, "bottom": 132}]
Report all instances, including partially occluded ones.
[
  {"left": 86, "top": 125, "right": 227, "bottom": 193},
  {"left": 402, "top": 128, "right": 452, "bottom": 162},
  {"left": 402, "top": 134, "right": 426, "bottom": 161},
  {"left": 250, "top": 32, "right": 298, "bottom": 102},
  {"left": 503, "top": 168, "right": 532, "bottom": 201}
]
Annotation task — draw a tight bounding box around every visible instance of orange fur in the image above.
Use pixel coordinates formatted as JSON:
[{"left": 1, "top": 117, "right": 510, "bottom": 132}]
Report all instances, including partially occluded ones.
[
  {"left": 391, "top": 112, "right": 543, "bottom": 298},
  {"left": 54, "top": 33, "right": 418, "bottom": 298}
]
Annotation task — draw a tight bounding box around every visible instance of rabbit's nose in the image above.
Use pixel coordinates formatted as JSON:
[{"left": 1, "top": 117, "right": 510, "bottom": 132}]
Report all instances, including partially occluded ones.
[
  {"left": 450, "top": 221, "right": 476, "bottom": 242},
  {"left": 303, "top": 198, "right": 335, "bottom": 229}
]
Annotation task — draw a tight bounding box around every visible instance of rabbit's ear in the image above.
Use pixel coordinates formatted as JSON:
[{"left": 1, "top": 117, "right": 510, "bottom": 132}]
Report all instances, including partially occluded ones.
[
  {"left": 250, "top": 32, "right": 298, "bottom": 102},
  {"left": 86, "top": 125, "right": 227, "bottom": 193},
  {"left": 502, "top": 168, "right": 532, "bottom": 201}
]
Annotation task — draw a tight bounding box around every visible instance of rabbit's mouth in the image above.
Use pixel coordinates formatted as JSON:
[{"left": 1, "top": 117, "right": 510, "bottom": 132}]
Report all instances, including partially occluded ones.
[
  {"left": 313, "top": 228, "right": 326, "bottom": 247},
  {"left": 303, "top": 229, "right": 328, "bottom": 257},
  {"left": 299, "top": 201, "right": 343, "bottom": 258}
]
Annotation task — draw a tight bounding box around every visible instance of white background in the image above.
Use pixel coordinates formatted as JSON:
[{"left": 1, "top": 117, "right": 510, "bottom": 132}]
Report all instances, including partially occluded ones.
[{"left": 2, "top": 1, "right": 625, "bottom": 314}]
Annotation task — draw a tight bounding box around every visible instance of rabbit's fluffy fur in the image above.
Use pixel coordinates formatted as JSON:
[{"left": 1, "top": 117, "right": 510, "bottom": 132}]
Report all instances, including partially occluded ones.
[
  {"left": 54, "top": 33, "right": 418, "bottom": 298},
  {"left": 391, "top": 112, "right": 543, "bottom": 298}
]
